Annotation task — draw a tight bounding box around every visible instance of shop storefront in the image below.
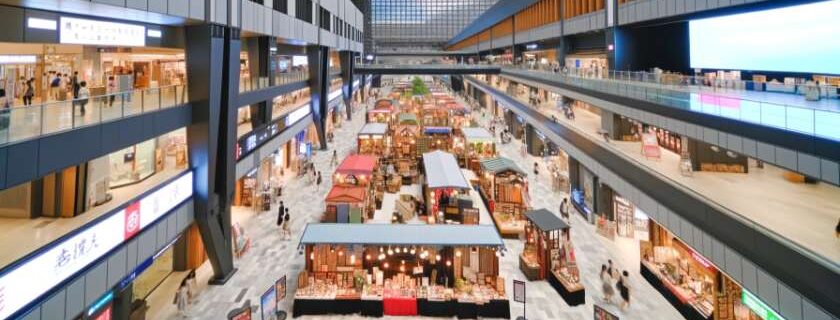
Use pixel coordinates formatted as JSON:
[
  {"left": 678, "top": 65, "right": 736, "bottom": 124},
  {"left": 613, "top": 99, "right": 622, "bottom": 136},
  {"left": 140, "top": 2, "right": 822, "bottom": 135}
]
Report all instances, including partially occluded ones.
[
  {"left": 522, "top": 49, "right": 558, "bottom": 71},
  {"left": 86, "top": 128, "right": 188, "bottom": 208},
  {"left": 569, "top": 157, "right": 596, "bottom": 222},
  {"left": 640, "top": 220, "right": 769, "bottom": 320},
  {"left": 565, "top": 53, "right": 608, "bottom": 78},
  {"left": 0, "top": 42, "right": 185, "bottom": 107},
  {"left": 520, "top": 209, "right": 584, "bottom": 306},
  {"left": 478, "top": 157, "right": 529, "bottom": 238}
]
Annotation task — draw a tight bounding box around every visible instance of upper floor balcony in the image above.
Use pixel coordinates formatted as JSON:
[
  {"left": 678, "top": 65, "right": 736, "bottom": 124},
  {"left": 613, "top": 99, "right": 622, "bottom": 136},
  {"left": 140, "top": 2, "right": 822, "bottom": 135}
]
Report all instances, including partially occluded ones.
[
  {"left": 0, "top": 85, "right": 187, "bottom": 147},
  {"left": 503, "top": 65, "right": 840, "bottom": 141}
]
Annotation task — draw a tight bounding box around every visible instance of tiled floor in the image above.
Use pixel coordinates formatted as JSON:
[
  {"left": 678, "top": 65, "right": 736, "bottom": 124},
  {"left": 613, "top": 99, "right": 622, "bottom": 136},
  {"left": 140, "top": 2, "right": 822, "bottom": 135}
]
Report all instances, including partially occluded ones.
[
  {"left": 497, "top": 80, "right": 840, "bottom": 265},
  {"left": 155, "top": 86, "right": 684, "bottom": 319}
]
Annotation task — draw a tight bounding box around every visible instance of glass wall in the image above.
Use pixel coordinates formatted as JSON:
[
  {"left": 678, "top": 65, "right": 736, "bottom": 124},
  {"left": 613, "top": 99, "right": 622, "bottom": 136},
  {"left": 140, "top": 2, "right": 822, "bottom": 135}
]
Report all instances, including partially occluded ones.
[{"left": 369, "top": 0, "right": 498, "bottom": 50}]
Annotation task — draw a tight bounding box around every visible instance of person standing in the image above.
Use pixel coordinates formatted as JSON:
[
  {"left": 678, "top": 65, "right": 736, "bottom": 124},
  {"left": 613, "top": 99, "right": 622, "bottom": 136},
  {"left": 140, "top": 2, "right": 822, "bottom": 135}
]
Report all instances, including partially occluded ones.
[
  {"left": 533, "top": 162, "right": 539, "bottom": 176},
  {"left": 77, "top": 81, "right": 89, "bottom": 116},
  {"left": 50, "top": 73, "right": 61, "bottom": 101},
  {"left": 107, "top": 75, "right": 117, "bottom": 107},
  {"left": 600, "top": 265, "right": 614, "bottom": 303},
  {"left": 23, "top": 79, "right": 34, "bottom": 106},
  {"left": 185, "top": 270, "right": 198, "bottom": 303},
  {"left": 277, "top": 201, "right": 285, "bottom": 232},
  {"left": 316, "top": 171, "right": 323, "bottom": 191},
  {"left": 70, "top": 71, "right": 80, "bottom": 100},
  {"left": 331, "top": 150, "right": 338, "bottom": 167},
  {"left": 559, "top": 198, "right": 570, "bottom": 221},
  {"left": 283, "top": 208, "right": 291, "bottom": 240},
  {"left": 619, "top": 270, "right": 631, "bottom": 310},
  {"left": 174, "top": 279, "right": 191, "bottom": 318}
]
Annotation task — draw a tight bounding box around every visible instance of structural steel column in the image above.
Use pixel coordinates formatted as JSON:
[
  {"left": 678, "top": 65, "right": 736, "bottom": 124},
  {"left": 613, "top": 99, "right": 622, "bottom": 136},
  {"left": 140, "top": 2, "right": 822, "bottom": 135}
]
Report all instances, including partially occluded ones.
[
  {"left": 185, "top": 24, "right": 238, "bottom": 284},
  {"left": 307, "top": 45, "right": 329, "bottom": 150},
  {"left": 339, "top": 50, "right": 355, "bottom": 120}
]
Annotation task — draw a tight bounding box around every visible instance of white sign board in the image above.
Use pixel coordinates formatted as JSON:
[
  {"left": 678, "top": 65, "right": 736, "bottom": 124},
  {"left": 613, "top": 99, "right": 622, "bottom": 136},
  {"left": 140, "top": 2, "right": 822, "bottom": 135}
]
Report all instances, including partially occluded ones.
[
  {"left": 0, "top": 172, "right": 192, "bottom": 319},
  {"left": 60, "top": 17, "right": 146, "bottom": 47},
  {"left": 513, "top": 280, "right": 526, "bottom": 303}
]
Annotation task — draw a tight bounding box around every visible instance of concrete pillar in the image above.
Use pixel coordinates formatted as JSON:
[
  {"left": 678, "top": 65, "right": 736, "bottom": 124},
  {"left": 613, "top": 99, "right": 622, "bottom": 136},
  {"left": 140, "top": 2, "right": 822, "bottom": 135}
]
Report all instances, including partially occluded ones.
[
  {"left": 307, "top": 45, "right": 329, "bottom": 150},
  {"left": 339, "top": 50, "right": 354, "bottom": 120},
  {"left": 185, "top": 24, "right": 238, "bottom": 284}
]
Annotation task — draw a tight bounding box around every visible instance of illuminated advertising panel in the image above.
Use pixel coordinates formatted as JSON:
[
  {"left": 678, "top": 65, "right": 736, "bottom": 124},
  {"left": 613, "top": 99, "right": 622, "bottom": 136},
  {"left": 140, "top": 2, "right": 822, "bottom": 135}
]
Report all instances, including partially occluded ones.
[{"left": 60, "top": 17, "right": 146, "bottom": 47}]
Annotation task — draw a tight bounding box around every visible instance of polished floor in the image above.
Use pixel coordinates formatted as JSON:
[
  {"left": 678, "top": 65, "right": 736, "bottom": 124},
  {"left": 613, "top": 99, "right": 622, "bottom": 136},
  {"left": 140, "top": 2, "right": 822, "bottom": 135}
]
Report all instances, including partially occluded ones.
[
  {"left": 155, "top": 86, "right": 683, "bottom": 319},
  {"left": 499, "top": 81, "right": 840, "bottom": 266}
]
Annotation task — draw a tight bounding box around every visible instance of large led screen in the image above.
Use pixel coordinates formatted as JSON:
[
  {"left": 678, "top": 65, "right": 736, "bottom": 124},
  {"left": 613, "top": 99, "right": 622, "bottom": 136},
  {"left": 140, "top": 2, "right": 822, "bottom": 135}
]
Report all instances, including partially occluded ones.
[{"left": 689, "top": 0, "right": 840, "bottom": 75}]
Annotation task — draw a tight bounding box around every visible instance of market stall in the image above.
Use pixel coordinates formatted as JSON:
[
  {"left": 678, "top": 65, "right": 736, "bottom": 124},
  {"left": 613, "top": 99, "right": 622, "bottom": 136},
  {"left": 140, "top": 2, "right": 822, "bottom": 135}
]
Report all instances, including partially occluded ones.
[
  {"left": 421, "top": 127, "right": 453, "bottom": 153},
  {"left": 335, "top": 155, "right": 379, "bottom": 187},
  {"left": 357, "top": 123, "right": 390, "bottom": 156},
  {"left": 422, "top": 151, "right": 477, "bottom": 224},
  {"left": 367, "top": 109, "right": 394, "bottom": 124},
  {"left": 293, "top": 224, "right": 510, "bottom": 319},
  {"left": 520, "top": 209, "right": 584, "bottom": 306},
  {"left": 422, "top": 105, "right": 449, "bottom": 127},
  {"left": 478, "top": 157, "right": 529, "bottom": 238},
  {"left": 324, "top": 186, "right": 371, "bottom": 223},
  {"left": 458, "top": 127, "right": 496, "bottom": 171}
]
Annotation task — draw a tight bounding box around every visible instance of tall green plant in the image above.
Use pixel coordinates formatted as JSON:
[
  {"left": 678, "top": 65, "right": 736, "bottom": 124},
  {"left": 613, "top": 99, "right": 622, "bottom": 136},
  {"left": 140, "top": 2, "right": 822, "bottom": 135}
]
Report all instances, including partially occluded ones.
[{"left": 410, "top": 77, "right": 429, "bottom": 96}]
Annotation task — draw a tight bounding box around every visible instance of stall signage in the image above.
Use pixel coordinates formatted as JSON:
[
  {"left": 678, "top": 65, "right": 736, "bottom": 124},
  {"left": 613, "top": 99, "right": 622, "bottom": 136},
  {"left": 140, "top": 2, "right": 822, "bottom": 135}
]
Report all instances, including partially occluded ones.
[
  {"left": 60, "top": 17, "right": 146, "bottom": 47},
  {"left": 513, "top": 280, "right": 526, "bottom": 303},
  {"left": 742, "top": 290, "right": 785, "bottom": 320},
  {"left": 146, "top": 29, "right": 162, "bottom": 38},
  {"left": 0, "top": 172, "right": 192, "bottom": 319},
  {"left": 594, "top": 304, "right": 619, "bottom": 320},
  {"left": 0, "top": 55, "right": 37, "bottom": 64},
  {"left": 27, "top": 17, "right": 57, "bottom": 30}
]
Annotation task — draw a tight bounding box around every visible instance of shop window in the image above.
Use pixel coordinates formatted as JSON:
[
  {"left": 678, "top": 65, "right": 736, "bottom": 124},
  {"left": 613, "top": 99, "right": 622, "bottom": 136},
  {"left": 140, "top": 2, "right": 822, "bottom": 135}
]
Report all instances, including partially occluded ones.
[
  {"left": 273, "top": 0, "right": 288, "bottom": 13},
  {"left": 296, "top": 0, "right": 313, "bottom": 23}
]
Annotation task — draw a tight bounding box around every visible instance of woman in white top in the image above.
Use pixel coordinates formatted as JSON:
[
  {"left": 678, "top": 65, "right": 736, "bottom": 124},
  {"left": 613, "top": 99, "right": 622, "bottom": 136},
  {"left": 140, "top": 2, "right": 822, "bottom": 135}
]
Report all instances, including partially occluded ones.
[{"left": 77, "top": 81, "right": 90, "bottom": 116}]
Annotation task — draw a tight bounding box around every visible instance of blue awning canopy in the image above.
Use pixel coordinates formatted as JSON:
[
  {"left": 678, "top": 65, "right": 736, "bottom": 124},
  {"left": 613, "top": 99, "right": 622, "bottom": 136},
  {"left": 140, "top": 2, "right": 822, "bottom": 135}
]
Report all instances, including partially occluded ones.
[
  {"left": 299, "top": 223, "right": 504, "bottom": 248},
  {"left": 424, "top": 127, "right": 452, "bottom": 135}
]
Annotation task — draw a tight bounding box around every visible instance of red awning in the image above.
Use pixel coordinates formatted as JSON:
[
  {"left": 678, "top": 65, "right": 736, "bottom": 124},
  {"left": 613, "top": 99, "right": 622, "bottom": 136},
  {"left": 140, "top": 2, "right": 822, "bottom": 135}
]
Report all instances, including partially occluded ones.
[
  {"left": 337, "top": 155, "right": 379, "bottom": 176},
  {"left": 325, "top": 185, "right": 367, "bottom": 203}
]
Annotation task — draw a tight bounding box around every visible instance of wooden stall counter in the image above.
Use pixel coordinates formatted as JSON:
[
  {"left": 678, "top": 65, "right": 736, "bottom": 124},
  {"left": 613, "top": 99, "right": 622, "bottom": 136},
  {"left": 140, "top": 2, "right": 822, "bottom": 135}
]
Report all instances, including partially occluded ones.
[{"left": 549, "top": 269, "right": 586, "bottom": 306}]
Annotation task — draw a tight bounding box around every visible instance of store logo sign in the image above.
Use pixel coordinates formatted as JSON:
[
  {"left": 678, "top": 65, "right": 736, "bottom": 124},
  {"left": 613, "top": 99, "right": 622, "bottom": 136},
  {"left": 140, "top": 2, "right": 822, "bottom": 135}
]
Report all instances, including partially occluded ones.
[
  {"left": 0, "top": 172, "right": 192, "bottom": 320},
  {"left": 27, "top": 17, "right": 56, "bottom": 30},
  {"left": 59, "top": 17, "right": 145, "bottom": 47},
  {"left": 124, "top": 202, "right": 141, "bottom": 240},
  {"left": 742, "top": 290, "right": 785, "bottom": 320}
]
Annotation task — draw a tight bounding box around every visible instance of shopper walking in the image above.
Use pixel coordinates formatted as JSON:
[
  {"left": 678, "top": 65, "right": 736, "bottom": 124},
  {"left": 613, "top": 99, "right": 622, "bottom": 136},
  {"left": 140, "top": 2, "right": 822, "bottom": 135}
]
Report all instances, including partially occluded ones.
[
  {"left": 49, "top": 73, "right": 61, "bottom": 101},
  {"left": 283, "top": 208, "right": 291, "bottom": 240},
  {"left": 185, "top": 270, "right": 198, "bottom": 303},
  {"left": 533, "top": 162, "right": 539, "bottom": 176},
  {"left": 316, "top": 171, "right": 323, "bottom": 191},
  {"left": 77, "top": 81, "right": 89, "bottom": 116},
  {"left": 107, "top": 76, "right": 117, "bottom": 107},
  {"left": 331, "top": 150, "right": 338, "bottom": 167},
  {"left": 619, "top": 270, "right": 631, "bottom": 310},
  {"left": 559, "top": 198, "right": 570, "bottom": 221},
  {"left": 600, "top": 265, "right": 615, "bottom": 303},
  {"left": 70, "top": 71, "right": 80, "bottom": 101},
  {"left": 277, "top": 201, "right": 285, "bottom": 232},
  {"left": 23, "top": 79, "right": 34, "bottom": 106},
  {"left": 174, "top": 279, "right": 191, "bottom": 318}
]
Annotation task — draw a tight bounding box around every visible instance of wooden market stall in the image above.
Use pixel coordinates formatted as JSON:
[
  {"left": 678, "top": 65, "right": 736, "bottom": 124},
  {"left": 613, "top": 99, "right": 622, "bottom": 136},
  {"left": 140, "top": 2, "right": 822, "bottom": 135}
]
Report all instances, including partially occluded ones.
[
  {"left": 294, "top": 224, "right": 510, "bottom": 319},
  {"left": 334, "top": 154, "right": 382, "bottom": 217},
  {"left": 324, "top": 186, "right": 372, "bottom": 223},
  {"left": 367, "top": 108, "right": 394, "bottom": 124},
  {"left": 422, "top": 151, "right": 477, "bottom": 224},
  {"left": 519, "top": 209, "right": 585, "bottom": 306},
  {"left": 422, "top": 105, "right": 449, "bottom": 127},
  {"left": 458, "top": 127, "right": 496, "bottom": 171},
  {"left": 478, "top": 157, "right": 530, "bottom": 238},
  {"left": 357, "top": 123, "right": 390, "bottom": 156},
  {"left": 421, "top": 127, "right": 453, "bottom": 153}
]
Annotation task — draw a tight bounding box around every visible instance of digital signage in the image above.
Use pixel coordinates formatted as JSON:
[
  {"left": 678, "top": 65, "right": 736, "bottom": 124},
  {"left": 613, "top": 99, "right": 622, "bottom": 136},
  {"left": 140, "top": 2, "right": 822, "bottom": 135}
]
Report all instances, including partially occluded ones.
[{"left": 60, "top": 17, "right": 146, "bottom": 47}]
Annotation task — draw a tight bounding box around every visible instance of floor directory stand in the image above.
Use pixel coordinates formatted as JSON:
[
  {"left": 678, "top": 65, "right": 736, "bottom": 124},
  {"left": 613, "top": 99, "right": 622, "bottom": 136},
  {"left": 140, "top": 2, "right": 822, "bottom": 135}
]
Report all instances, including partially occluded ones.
[{"left": 514, "top": 280, "right": 527, "bottom": 320}]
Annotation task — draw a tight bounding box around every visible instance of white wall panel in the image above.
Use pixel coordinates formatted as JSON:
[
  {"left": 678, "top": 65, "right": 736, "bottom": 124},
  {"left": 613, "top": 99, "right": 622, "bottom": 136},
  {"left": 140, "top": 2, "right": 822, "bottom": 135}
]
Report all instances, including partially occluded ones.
[
  {"left": 168, "top": 0, "right": 188, "bottom": 18},
  {"left": 148, "top": 0, "right": 166, "bottom": 14},
  {"left": 64, "top": 277, "right": 85, "bottom": 320},
  {"left": 41, "top": 291, "right": 65, "bottom": 320},
  {"left": 84, "top": 262, "right": 107, "bottom": 307},
  {"left": 127, "top": 0, "right": 147, "bottom": 10}
]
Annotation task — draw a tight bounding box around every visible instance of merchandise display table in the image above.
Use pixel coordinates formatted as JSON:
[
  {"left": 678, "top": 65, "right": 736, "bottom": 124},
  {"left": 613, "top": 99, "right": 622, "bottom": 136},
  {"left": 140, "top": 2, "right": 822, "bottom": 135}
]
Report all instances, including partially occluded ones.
[
  {"left": 292, "top": 298, "right": 361, "bottom": 318},
  {"left": 383, "top": 296, "right": 417, "bottom": 316},
  {"left": 549, "top": 271, "right": 586, "bottom": 306},
  {"left": 641, "top": 261, "right": 713, "bottom": 320},
  {"left": 417, "top": 299, "right": 456, "bottom": 317},
  {"left": 360, "top": 298, "right": 384, "bottom": 317}
]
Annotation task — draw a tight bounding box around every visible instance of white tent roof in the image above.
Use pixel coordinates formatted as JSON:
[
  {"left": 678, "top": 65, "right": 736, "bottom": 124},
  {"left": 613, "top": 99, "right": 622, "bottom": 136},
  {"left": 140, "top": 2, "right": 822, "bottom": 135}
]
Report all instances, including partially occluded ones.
[
  {"left": 358, "top": 123, "right": 388, "bottom": 136},
  {"left": 423, "top": 150, "right": 471, "bottom": 189},
  {"left": 299, "top": 223, "right": 504, "bottom": 248},
  {"left": 461, "top": 127, "right": 494, "bottom": 142}
]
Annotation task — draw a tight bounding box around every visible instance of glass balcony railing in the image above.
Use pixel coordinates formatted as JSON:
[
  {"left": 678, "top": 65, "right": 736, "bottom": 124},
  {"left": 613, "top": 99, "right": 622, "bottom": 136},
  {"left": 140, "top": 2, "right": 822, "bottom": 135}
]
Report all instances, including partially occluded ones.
[
  {"left": 502, "top": 66, "right": 840, "bottom": 141},
  {"left": 0, "top": 85, "right": 188, "bottom": 146},
  {"left": 239, "top": 71, "right": 309, "bottom": 93}
]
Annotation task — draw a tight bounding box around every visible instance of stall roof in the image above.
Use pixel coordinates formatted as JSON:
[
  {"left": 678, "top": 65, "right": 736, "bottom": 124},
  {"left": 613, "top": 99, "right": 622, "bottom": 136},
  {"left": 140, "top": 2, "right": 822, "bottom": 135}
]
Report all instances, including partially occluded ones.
[
  {"left": 461, "top": 127, "right": 494, "bottom": 142},
  {"left": 398, "top": 113, "right": 419, "bottom": 125},
  {"left": 337, "top": 155, "right": 378, "bottom": 176},
  {"left": 524, "top": 209, "right": 569, "bottom": 232},
  {"left": 423, "top": 150, "right": 471, "bottom": 189},
  {"left": 358, "top": 123, "right": 388, "bottom": 136},
  {"left": 325, "top": 185, "right": 367, "bottom": 203},
  {"left": 424, "top": 127, "right": 452, "bottom": 135},
  {"left": 479, "top": 157, "right": 526, "bottom": 175},
  {"left": 299, "top": 223, "right": 504, "bottom": 247}
]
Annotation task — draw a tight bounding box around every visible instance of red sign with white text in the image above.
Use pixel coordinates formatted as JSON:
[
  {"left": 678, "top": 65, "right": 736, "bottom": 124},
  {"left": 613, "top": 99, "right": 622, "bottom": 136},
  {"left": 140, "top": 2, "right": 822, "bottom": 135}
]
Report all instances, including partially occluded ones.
[{"left": 124, "top": 202, "right": 141, "bottom": 240}]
